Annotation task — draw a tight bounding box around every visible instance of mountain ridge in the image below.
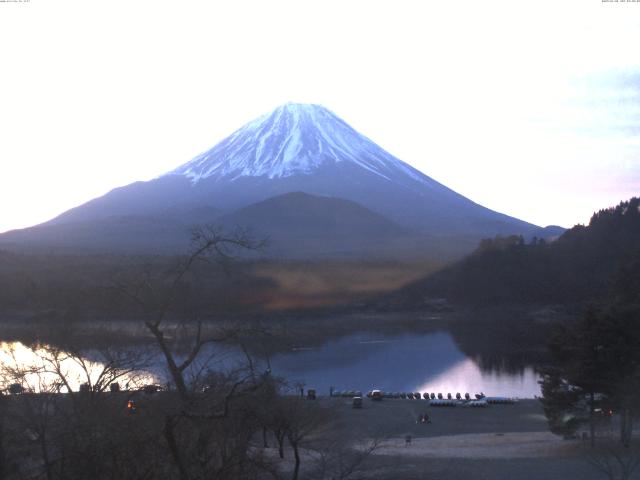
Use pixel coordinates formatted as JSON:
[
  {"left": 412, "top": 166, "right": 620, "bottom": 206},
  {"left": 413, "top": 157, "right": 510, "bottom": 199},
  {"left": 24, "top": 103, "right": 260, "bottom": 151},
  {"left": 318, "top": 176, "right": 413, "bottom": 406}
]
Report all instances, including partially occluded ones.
[
  {"left": 45, "top": 103, "right": 537, "bottom": 237},
  {"left": 1, "top": 103, "right": 545, "bottom": 257}
]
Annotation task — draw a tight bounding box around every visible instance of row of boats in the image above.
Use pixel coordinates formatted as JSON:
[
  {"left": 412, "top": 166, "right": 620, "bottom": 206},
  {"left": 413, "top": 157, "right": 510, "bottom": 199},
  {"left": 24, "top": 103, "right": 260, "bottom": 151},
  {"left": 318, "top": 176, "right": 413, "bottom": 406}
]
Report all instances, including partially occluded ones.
[
  {"left": 426, "top": 396, "right": 518, "bottom": 407},
  {"left": 330, "top": 389, "right": 518, "bottom": 406}
]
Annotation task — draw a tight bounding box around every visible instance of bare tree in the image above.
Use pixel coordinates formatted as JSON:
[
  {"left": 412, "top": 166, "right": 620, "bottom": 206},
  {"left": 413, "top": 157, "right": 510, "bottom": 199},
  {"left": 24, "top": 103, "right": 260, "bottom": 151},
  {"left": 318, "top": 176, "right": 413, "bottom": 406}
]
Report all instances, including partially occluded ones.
[
  {"left": 0, "top": 340, "right": 157, "bottom": 480},
  {"left": 116, "top": 225, "right": 265, "bottom": 400},
  {"left": 280, "top": 397, "right": 331, "bottom": 480},
  {"left": 260, "top": 394, "right": 387, "bottom": 480},
  {"left": 0, "top": 225, "right": 273, "bottom": 480},
  {"left": 308, "top": 435, "right": 388, "bottom": 480},
  {"left": 113, "top": 225, "right": 270, "bottom": 480},
  {"left": 586, "top": 441, "right": 640, "bottom": 480}
]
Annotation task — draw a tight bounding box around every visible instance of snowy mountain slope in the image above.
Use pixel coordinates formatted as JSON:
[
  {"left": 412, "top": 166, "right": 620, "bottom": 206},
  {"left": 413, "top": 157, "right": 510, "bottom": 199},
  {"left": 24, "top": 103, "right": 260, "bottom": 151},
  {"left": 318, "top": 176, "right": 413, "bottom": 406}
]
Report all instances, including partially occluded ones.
[
  {"left": 172, "top": 103, "right": 430, "bottom": 187},
  {"left": 159, "top": 102, "right": 535, "bottom": 236},
  {"left": 0, "top": 102, "right": 544, "bottom": 257}
]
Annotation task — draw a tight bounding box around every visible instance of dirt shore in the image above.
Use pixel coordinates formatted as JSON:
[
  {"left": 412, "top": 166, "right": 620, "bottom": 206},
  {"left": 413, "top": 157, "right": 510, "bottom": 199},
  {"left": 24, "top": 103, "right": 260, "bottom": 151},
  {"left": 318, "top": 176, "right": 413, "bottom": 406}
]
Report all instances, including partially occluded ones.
[
  {"left": 369, "top": 431, "right": 578, "bottom": 459},
  {"left": 313, "top": 397, "right": 612, "bottom": 479},
  {"left": 328, "top": 397, "right": 550, "bottom": 438}
]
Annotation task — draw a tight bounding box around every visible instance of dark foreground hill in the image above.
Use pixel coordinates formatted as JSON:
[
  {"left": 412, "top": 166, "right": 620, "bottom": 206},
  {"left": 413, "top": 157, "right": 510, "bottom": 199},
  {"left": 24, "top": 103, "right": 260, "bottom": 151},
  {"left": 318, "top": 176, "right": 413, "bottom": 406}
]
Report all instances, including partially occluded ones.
[
  {"left": 218, "top": 191, "right": 410, "bottom": 258},
  {"left": 0, "top": 192, "right": 478, "bottom": 259},
  {"left": 395, "top": 197, "right": 640, "bottom": 307},
  {"left": 217, "top": 191, "right": 481, "bottom": 259}
]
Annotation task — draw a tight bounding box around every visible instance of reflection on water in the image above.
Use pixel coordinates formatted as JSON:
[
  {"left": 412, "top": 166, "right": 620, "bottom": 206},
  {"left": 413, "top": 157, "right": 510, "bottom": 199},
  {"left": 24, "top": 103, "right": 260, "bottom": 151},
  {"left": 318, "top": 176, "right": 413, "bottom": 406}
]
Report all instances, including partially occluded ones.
[
  {"left": 416, "top": 359, "right": 539, "bottom": 398},
  {"left": 0, "top": 341, "right": 154, "bottom": 393},
  {"left": 1, "top": 330, "right": 541, "bottom": 398},
  {"left": 267, "top": 331, "right": 541, "bottom": 398}
]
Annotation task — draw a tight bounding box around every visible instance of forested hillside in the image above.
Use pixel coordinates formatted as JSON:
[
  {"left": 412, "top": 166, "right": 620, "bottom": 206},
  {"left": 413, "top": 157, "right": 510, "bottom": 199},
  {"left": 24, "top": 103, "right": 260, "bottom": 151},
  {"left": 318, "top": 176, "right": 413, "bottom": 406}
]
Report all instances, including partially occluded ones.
[{"left": 398, "top": 197, "right": 640, "bottom": 306}]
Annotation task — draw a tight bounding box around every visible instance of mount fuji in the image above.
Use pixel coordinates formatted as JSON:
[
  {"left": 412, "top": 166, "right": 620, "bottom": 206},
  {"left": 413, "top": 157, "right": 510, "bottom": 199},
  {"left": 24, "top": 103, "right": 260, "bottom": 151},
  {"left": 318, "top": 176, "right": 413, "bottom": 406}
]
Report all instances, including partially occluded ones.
[{"left": 0, "top": 103, "right": 543, "bottom": 257}]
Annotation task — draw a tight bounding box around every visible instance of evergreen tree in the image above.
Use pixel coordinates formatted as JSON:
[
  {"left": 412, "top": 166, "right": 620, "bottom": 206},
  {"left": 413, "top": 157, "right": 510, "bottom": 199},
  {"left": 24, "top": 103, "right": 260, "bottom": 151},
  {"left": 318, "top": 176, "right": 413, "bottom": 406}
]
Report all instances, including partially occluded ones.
[{"left": 541, "top": 305, "right": 640, "bottom": 446}]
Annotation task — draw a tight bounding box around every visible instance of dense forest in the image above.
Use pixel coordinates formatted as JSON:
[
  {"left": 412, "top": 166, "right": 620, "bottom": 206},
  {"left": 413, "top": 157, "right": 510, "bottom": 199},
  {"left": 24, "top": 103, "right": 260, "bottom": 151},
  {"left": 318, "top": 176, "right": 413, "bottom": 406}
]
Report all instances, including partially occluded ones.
[{"left": 398, "top": 197, "right": 640, "bottom": 306}]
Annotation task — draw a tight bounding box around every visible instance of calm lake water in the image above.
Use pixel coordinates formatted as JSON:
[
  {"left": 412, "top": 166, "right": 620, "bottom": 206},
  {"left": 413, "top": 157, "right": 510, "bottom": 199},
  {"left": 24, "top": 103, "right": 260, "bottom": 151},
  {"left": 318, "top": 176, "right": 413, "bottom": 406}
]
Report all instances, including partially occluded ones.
[
  {"left": 264, "top": 331, "right": 540, "bottom": 398},
  {"left": 0, "top": 331, "right": 541, "bottom": 398}
]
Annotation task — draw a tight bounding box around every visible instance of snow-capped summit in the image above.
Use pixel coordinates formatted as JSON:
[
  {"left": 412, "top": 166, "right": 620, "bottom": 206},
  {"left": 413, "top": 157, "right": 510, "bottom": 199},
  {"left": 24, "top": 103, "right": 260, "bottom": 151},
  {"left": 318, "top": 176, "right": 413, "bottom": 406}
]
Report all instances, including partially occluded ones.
[{"left": 171, "top": 103, "right": 426, "bottom": 184}]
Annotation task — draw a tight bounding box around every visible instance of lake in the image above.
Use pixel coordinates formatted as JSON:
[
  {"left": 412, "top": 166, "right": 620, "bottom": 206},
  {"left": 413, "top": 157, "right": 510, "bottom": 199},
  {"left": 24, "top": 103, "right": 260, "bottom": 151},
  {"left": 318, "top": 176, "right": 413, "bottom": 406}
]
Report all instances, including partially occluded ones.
[
  {"left": 264, "top": 331, "right": 540, "bottom": 398},
  {"left": 1, "top": 330, "right": 540, "bottom": 398}
]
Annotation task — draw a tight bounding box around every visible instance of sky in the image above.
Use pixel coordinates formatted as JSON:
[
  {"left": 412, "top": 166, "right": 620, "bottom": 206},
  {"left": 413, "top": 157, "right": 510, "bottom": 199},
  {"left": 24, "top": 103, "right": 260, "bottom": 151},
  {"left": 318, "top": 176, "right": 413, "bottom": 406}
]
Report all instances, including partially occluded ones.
[{"left": 0, "top": 0, "right": 639, "bottom": 233}]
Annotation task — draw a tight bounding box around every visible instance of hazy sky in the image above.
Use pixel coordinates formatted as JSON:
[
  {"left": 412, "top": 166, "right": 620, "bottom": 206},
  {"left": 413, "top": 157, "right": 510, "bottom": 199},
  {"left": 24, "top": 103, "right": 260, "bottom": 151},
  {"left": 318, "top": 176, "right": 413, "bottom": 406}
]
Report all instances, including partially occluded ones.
[{"left": 1, "top": 0, "right": 639, "bottom": 233}]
